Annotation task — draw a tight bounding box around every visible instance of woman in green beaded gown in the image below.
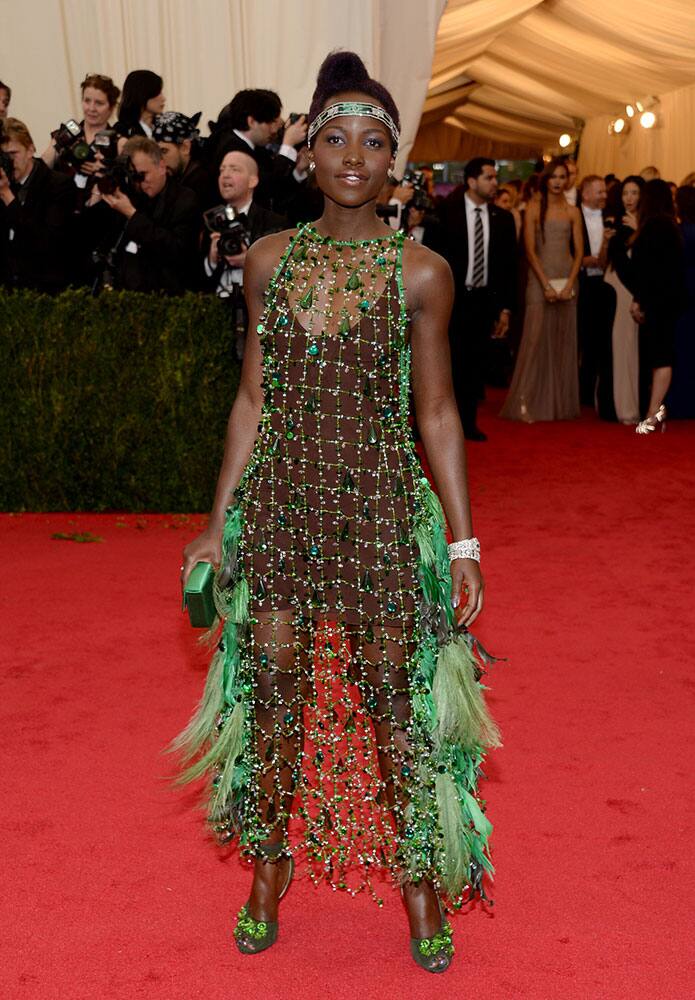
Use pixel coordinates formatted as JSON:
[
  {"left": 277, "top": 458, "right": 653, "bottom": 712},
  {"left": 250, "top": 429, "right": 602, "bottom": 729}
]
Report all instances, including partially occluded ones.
[{"left": 176, "top": 51, "right": 499, "bottom": 974}]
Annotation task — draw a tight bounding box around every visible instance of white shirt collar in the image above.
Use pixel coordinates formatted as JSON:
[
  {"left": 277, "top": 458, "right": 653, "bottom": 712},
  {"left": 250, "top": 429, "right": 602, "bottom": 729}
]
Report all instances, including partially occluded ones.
[
  {"left": 233, "top": 129, "right": 255, "bottom": 150},
  {"left": 582, "top": 205, "right": 602, "bottom": 216},
  {"left": 227, "top": 197, "right": 253, "bottom": 216},
  {"left": 465, "top": 192, "right": 488, "bottom": 213}
]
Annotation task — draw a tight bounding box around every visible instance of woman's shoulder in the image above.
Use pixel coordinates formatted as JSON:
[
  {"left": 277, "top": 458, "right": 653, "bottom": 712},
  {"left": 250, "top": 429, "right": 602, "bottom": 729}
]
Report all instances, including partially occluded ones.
[
  {"left": 245, "top": 228, "right": 299, "bottom": 282},
  {"left": 401, "top": 236, "right": 452, "bottom": 282}
]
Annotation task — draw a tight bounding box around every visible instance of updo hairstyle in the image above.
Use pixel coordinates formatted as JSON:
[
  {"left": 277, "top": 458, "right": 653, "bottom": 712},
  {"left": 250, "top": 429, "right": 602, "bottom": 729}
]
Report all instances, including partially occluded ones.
[{"left": 308, "top": 51, "right": 400, "bottom": 151}]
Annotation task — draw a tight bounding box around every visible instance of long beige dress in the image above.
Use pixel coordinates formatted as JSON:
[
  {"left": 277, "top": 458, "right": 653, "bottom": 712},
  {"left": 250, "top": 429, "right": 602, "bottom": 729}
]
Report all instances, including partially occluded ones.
[
  {"left": 501, "top": 217, "right": 579, "bottom": 422},
  {"left": 604, "top": 260, "right": 639, "bottom": 423}
]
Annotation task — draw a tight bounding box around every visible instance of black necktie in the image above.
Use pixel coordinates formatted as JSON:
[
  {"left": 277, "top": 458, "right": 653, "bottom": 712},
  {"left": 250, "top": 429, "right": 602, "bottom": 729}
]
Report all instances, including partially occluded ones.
[{"left": 472, "top": 207, "right": 485, "bottom": 286}]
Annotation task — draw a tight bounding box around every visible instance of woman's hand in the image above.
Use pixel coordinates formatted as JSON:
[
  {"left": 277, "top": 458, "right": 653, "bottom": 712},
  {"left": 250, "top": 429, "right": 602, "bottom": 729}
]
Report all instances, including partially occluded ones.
[
  {"left": 629, "top": 300, "right": 646, "bottom": 324},
  {"left": 557, "top": 283, "right": 574, "bottom": 301},
  {"left": 623, "top": 212, "right": 638, "bottom": 230},
  {"left": 181, "top": 529, "right": 223, "bottom": 588},
  {"left": 450, "top": 558, "right": 484, "bottom": 627},
  {"left": 543, "top": 285, "right": 558, "bottom": 303}
]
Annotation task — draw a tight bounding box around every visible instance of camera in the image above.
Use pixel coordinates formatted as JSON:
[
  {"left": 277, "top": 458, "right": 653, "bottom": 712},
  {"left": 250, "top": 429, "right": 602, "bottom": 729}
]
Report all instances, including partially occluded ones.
[
  {"left": 91, "top": 129, "right": 118, "bottom": 166},
  {"left": 0, "top": 150, "right": 12, "bottom": 181},
  {"left": 402, "top": 168, "right": 426, "bottom": 190},
  {"left": 96, "top": 154, "right": 143, "bottom": 198},
  {"left": 408, "top": 188, "right": 433, "bottom": 212},
  {"left": 51, "top": 119, "right": 92, "bottom": 167},
  {"left": 375, "top": 202, "right": 399, "bottom": 221},
  {"left": 203, "top": 204, "right": 251, "bottom": 258}
]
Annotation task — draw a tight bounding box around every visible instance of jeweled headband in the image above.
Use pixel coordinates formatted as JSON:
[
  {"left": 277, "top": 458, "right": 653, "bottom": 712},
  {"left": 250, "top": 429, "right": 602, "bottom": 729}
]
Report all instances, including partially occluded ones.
[{"left": 307, "top": 101, "right": 400, "bottom": 151}]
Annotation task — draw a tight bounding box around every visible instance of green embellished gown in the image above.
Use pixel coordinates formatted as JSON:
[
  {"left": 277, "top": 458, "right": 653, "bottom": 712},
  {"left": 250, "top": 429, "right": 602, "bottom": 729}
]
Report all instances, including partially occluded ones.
[{"left": 174, "top": 222, "right": 500, "bottom": 905}]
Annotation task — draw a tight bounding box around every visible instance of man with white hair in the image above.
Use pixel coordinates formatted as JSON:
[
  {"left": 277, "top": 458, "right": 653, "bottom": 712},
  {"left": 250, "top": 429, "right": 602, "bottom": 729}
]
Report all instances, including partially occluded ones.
[{"left": 578, "top": 174, "right": 617, "bottom": 413}]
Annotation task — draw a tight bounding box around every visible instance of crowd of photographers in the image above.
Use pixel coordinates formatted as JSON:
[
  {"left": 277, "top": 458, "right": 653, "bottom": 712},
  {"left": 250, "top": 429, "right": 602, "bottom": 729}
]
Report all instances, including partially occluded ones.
[
  {"left": 0, "top": 71, "right": 318, "bottom": 301},
  {"left": 0, "top": 69, "right": 431, "bottom": 320}
]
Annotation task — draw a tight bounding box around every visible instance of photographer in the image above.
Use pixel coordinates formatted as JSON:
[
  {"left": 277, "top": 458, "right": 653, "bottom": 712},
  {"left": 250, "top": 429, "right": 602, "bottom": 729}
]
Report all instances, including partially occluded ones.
[
  {"left": 41, "top": 74, "right": 120, "bottom": 204},
  {"left": 0, "top": 118, "right": 75, "bottom": 293},
  {"left": 375, "top": 172, "right": 419, "bottom": 231},
  {"left": 153, "top": 111, "right": 216, "bottom": 210},
  {"left": 86, "top": 135, "right": 199, "bottom": 293},
  {"left": 210, "top": 89, "right": 307, "bottom": 213},
  {"left": 203, "top": 149, "right": 285, "bottom": 356},
  {"left": 403, "top": 191, "right": 444, "bottom": 253}
]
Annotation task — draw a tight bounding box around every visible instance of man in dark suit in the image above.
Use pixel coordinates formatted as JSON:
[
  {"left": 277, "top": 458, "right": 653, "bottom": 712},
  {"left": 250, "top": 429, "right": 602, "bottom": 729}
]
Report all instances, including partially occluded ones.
[
  {"left": 210, "top": 89, "right": 307, "bottom": 215},
  {"left": 203, "top": 149, "right": 285, "bottom": 358},
  {"left": 95, "top": 135, "right": 200, "bottom": 294},
  {"left": 0, "top": 117, "right": 74, "bottom": 293},
  {"left": 440, "top": 158, "right": 517, "bottom": 440},
  {"left": 577, "top": 174, "right": 617, "bottom": 416}
]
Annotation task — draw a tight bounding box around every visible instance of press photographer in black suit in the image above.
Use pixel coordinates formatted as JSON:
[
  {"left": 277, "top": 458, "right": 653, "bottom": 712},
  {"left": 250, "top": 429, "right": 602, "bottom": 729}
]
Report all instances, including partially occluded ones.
[
  {"left": 203, "top": 149, "right": 285, "bottom": 357},
  {"left": 0, "top": 117, "right": 74, "bottom": 293},
  {"left": 210, "top": 89, "right": 307, "bottom": 213},
  {"left": 440, "top": 157, "right": 517, "bottom": 440},
  {"left": 87, "top": 135, "right": 200, "bottom": 294}
]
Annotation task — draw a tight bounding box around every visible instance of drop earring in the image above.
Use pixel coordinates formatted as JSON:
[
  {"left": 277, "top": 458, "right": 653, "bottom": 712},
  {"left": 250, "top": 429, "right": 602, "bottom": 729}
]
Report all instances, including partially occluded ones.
[{"left": 308, "top": 161, "right": 315, "bottom": 173}]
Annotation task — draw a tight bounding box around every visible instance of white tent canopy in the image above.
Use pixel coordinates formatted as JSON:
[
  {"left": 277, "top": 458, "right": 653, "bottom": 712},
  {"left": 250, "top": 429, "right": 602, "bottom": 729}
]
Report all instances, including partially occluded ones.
[
  {"left": 0, "top": 0, "right": 444, "bottom": 171},
  {"left": 3, "top": 0, "right": 695, "bottom": 179},
  {"left": 412, "top": 0, "right": 695, "bottom": 180}
]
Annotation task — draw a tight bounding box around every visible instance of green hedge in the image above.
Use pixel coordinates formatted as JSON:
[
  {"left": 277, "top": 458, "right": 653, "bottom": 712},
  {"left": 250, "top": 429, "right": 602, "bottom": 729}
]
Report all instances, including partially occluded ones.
[{"left": 0, "top": 289, "right": 241, "bottom": 511}]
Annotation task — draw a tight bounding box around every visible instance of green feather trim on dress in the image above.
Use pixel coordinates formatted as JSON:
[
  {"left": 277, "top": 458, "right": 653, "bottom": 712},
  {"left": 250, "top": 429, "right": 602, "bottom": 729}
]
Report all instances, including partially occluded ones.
[
  {"left": 169, "top": 647, "right": 225, "bottom": 763},
  {"left": 432, "top": 635, "right": 501, "bottom": 752},
  {"left": 179, "top": 700, "right": 245, "bottom": 787},
  {"left": 410, "top": 482, "right": 500, "bottom": 901}
]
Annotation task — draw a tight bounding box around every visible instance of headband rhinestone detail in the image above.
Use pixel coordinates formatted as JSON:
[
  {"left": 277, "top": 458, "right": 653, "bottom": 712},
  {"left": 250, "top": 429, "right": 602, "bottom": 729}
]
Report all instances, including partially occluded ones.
[{"left": 307, "top": 101, "right": 400, "bottom": 150}]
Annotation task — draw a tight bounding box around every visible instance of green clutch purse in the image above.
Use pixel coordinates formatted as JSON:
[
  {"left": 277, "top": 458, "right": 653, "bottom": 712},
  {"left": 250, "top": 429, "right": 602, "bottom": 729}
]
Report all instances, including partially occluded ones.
[{"left": 182, "top": 561, "right": 216, "bottom": 628}]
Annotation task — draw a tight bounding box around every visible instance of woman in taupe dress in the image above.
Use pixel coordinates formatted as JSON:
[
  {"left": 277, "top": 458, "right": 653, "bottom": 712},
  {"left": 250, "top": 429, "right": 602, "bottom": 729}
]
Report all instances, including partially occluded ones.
[{"left": 501, "top": 159, "right": 583, "bottom": 421}]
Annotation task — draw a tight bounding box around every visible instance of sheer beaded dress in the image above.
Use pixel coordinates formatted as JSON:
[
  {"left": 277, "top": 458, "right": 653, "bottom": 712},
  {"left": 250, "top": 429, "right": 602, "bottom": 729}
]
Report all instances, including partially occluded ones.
[{"left": 174, "top": 222, "right": 500, "bottom": 905}]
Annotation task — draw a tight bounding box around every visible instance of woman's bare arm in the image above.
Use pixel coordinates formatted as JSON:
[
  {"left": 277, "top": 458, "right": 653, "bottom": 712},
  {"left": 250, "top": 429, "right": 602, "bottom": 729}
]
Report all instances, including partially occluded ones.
[
  {"left": 181, "top": 230, "right": 293, "bottom": 581},
  {"left": 403, "top": 239, "right": 483, "bottom": 626},
  {"left": 523, "top": 200, "right": 552, "bottom": 294}
]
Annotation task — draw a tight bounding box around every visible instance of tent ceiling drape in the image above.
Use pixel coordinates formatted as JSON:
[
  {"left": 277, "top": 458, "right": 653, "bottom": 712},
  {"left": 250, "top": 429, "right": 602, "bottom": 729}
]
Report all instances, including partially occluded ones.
[{"left": 411, "top": 0, "right": 695, "bottom": 167}]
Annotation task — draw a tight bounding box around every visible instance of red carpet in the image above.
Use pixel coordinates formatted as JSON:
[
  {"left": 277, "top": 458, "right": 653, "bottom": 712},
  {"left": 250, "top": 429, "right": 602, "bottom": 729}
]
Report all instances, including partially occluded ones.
[{"left": 2, "top": 392, "right": 695, "bottom": 1000}]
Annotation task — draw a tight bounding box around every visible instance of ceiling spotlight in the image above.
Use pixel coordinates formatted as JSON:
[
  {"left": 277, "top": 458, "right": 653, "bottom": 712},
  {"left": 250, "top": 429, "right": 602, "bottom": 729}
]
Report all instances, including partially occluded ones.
[
  {"left": 640, "top": 110, "right": 657, "bottom": 129},
  {"left": 559, "top": 132, "right": 572, "bottom": 148},
  {"left": 626, "top": 104, "right": 635, "bottom": 118},
  {"left": 614, "top": 117, "right": 626, "bottom": 134},
  {"left": 636, "top": 100, "right": 644, "bottom": 112}
]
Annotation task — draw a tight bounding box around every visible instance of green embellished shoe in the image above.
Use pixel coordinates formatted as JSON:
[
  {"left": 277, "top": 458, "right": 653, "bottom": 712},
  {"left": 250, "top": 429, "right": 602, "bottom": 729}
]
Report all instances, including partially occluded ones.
[
  {"left": 402, "top": 889, "right": 454, "bottom": 974},
  {"left": 233, "top": 850, "right": 294, "bottom": 955}
]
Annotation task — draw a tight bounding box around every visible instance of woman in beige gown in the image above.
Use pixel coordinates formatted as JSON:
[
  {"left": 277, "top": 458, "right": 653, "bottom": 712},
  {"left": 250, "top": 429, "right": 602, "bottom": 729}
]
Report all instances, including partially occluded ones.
[
  {"left": 501, "top": 159, "right": 583, "bottom": 422},
  {"left": 604, "top": 176, "right": 643, "bottom": 423}
]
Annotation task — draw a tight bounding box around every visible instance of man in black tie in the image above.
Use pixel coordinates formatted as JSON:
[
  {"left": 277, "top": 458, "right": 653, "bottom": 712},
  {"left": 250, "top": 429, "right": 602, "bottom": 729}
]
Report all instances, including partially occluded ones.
[
  {"left": 441, "top": 158, "right": 517, "bottom": 440},
  {"left": 577, "top": 175, "right": 617, "bottom": 415}
]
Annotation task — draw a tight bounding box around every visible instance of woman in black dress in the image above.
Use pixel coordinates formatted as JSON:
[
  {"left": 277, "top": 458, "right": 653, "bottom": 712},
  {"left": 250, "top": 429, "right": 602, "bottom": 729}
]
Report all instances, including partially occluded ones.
[
  {"left": 612, "top": 179, "right": 686, "bottom": 433},
  {"left": 114, "top": 70, "right": 165, "bottom": 141}
]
